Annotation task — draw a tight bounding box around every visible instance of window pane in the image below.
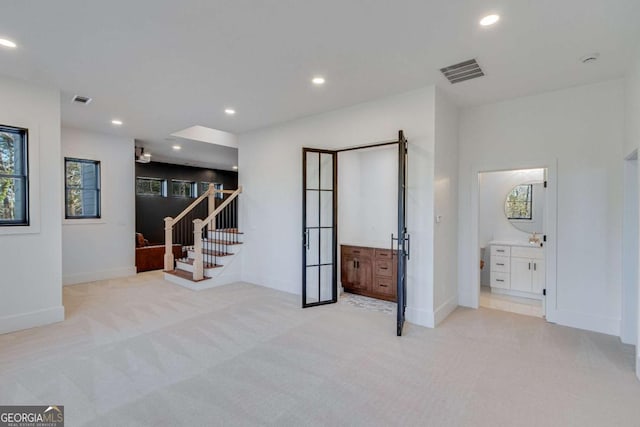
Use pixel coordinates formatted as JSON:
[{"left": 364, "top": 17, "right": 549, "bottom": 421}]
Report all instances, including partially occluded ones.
[
  {"left": 0, "top": 130, "right": 25, "bottom": 175},
  {"left": 214, "top": 183, "right": 223, "bottom": 199},
  {"left": 172, "top": 181, "right": 195, "bottom": 198},
  {"left": 66, "top": 189, "right": 99, "bottom": 217},
  {"left": 505, "top": 184, "right": 532, "bottom": 220},
  {"left": 0, "top": 177, "right": 27, "bottom": 222},
  {"left": 136, "top": 178, "right": 164, "bottom": 196},
  {"left": 65, "top": 158, "right": 100, "bottom": 218}
]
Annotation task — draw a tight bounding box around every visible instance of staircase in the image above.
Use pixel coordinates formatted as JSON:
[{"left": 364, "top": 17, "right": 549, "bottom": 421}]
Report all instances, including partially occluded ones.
[{"left": 163, "top": 185, "right": 243, "bottom": 290}]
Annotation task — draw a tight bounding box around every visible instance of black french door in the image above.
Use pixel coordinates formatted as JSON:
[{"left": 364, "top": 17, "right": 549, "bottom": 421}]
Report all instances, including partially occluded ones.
[
  {"left": 302, "top": 148, "right": 338, "bottom": 308},
  {"left": 395, "top": 131, "right": 409, "bottom": 336}
]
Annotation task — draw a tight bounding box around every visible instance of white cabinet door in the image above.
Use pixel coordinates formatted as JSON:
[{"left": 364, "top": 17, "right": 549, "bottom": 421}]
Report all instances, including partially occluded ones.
[
  {"left": 511, "top": 257, "right": 533, "bottom": 292},
  {"left": 531, "top": 259, "right": 545, "bottom": 294}
]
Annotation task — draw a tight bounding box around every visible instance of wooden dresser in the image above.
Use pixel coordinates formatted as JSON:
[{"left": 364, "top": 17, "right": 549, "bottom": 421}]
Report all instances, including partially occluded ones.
[{"left": 340, "top": 245, "right": 397, "bottom": 302}]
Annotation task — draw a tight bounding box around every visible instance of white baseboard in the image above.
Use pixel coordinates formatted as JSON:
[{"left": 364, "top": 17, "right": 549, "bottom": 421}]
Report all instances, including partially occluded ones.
[
  {"left": 405, "top": 306, "right": 435, "bottom": 328},
  {"left": 552, "top": 309, "right": 620, "bottom": 336},
  {"left": 241, "top": 271, "right": 300, "bottom": 296},
  {"left": 63, "top": 266, "right": 136, "bottom": 286},
  {"left": 434, "top": 295, "right": 458, "bottom": 326},
  {"left": 0, "top": 305, "right": 65, "bottom": 335}
]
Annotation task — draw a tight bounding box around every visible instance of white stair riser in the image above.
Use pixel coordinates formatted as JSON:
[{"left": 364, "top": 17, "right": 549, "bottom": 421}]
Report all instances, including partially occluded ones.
[
  {"left": 174, "top": 261, "right": 222, "bottom": 277},
  {"left": 186, "top": 250, "right": 234, "bottom": 263}
]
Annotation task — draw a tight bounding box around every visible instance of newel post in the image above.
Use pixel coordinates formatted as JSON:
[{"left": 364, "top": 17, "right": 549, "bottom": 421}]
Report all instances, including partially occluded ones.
[
  {"left": 164, "top": 217, "right": 174, "bottom": 271},
  {"left": 193, "top": 219, "right": 204, "bottom": 281},
  {"left": 208, "top": 183, "right": 216, "bottom": 217}
]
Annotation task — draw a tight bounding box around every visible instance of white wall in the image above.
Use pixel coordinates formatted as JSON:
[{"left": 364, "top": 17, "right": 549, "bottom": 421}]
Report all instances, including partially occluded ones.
[
  {"left": 61, "top": 127, "right": 136, "bottom": 285},
  {"left": 433, "top": 89, "right": 459, "bottom": 324},
  {"left": 459, "top": 79, "right": 625, "bottom": 336},
  {"left": 0, "top": 76, "right": 64, "bottom": 334},
  {"left": 239, "top": 86, "right": 440, "bottom": 327},
  {"left": 622, "top": 155, "right": 638, "bottom": 346},
  {"left": 624, "top": 50, "right": 640, "bottom": 379},
  {"left": 338, "top": 147, "right": 397, "bottom": 249}
]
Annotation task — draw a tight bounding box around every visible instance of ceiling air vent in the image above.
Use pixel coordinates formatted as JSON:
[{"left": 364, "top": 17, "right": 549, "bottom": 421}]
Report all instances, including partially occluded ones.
[
  {"left": 440, "top": 59, "right": 484, "bottom": 84},
  {"left": 71, "top": 95, "right": 92, "bottom": 105}
]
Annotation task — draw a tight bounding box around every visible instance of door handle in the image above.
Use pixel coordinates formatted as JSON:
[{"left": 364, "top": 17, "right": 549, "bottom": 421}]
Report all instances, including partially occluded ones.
[
  {"left": 406, "top": 233, "right": 411, "bottom": 260},
  {"left": 534, "top": 263, "right": 537, "bottom": 271},
  {"left": 304, "top": 230, "right": 309, "bottom": 250},
  {"left": 528, "top": 262, "right": 531, "bottom": 270}
]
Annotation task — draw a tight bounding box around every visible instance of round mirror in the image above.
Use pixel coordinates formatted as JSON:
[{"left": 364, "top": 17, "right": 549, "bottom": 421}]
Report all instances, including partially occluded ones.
[{"left": 504, "top": 182, "right": 544, "bottom": 234}]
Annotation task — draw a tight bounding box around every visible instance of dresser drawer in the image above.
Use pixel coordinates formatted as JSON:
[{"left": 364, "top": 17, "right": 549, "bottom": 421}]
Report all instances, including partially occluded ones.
[
  {"left": 490, "top": 272, "right": 510, "bottom": 289},
  {"left": 490, "top": 255, "right": 510, "bottom": 273},
  {"left": 491, "top": 245, "right": 510, "bottom": 257},
  {"left": 375, "top": 260, "right": 393, "bottom": 277},
  {"left": 373, "top": 277, "right": 395, "bottom": 296},
  {"left": 341, "top": 245, "right": 373, "bottom": 258},
  {"left": 511, "top": 246, "right": 544, "bottom": 260},
  {"left": 375, "top": 249, "right": 395, "bottom": 260}
]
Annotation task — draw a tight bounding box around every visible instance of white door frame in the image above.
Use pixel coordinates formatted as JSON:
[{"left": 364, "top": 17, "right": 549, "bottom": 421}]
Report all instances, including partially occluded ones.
[{"left": 469, "top": 159, "right": 558, "bottom": 323}]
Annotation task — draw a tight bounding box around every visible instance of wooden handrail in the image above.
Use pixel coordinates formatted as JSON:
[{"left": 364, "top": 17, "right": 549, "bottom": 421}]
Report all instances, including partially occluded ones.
[
  {"left": 198, "top": 186, "right": 243, "bottom": 228},
  {"left": 172, "top": 189, "right": 211, "bottom": 225}
]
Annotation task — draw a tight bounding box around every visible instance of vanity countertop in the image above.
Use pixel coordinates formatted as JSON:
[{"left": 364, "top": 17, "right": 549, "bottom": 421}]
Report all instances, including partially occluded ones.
[{"left": 488, "top": 240, "right": 543, "bottom": 248}]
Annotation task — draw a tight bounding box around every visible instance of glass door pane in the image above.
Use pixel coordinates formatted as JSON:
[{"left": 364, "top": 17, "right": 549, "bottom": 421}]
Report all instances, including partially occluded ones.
[{"left": 302, "top": 149, "right": 337, "bottom": 308}]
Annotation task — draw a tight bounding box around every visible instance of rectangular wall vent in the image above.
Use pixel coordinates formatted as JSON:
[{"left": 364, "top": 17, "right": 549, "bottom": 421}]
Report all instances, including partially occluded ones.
[
  {"left": 72, "top": 95, "right": 92, "bottom": 104},
  {"left": 440, "top": 59, "right": 484, "bottom": 84}
]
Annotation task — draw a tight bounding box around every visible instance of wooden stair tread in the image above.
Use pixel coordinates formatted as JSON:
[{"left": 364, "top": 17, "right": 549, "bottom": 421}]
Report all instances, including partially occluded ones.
[
  {"left": 166, "top": 269, "right": 211, "bottom": 282},
  {"left": 177, "top": 259, "right": 222, "bottom": 269},
  {"left": 200, "top": 249, "right": 233, "bottom": 257},
  {"left": 205, "top": 239, "right": 243, "bottom": 245}
]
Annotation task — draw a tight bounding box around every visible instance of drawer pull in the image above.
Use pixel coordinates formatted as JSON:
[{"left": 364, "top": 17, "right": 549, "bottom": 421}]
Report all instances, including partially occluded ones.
[
  {"left": 380, "top": 267, "right": 388, "bottom": 270},
  {"left": 353, "top": 250, "right": 360, "bottom": 254},
  {"left": 496, "top": 279, "right": 504, "bottom": 282},
  {"left": 496, "top": 263, "right": 504, "bottom": 266},
  {"left": 379, "top": 284, "right": 388, "bottom": 288},
  {"left": 496, "top": 249, "right": 505, "bottom": 252}
]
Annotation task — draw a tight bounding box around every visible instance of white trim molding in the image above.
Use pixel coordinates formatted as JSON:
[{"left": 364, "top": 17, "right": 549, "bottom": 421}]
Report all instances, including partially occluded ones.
[
  {"left": 0, "top": 305, "right": 64, "bottom": 335},
  {"left": 63, "top": 266, "right": 136, "bottom": 286},
  {"left": 466, "top": 158, "right": 559, "bottom": 324},
  {"left": 434, "top": 295, "right": 458, "bottom": 326},
  {"left": 406, "top": 306, "right": 435, "bottom": 328}
]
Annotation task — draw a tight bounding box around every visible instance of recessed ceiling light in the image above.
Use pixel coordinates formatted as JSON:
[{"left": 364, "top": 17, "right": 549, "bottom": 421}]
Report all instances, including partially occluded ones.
[
  {"left": 232, "top": 165, "right": 238, "bottom": 170},
  {"left": 111, "top": 119, "right": 123, "bottom": 126},
  {"left": 480, "top": 14, "right": 500, "bottom": 26},
  {"left": 172, "top": 145, "right": 182, "bottom": 150},
  {"left": 312, "top": 76, "right": 326, "bottom": 85},
  {"left": 225, "top": 108, "right": 236, "bottom": 115},
  {"left": 0, "top": 38, "right": 17, "bottom": 49}
]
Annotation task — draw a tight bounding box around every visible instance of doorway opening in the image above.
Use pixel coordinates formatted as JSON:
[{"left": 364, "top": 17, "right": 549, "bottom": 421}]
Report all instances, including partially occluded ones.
[
  {"left": 302, "top": 131, "right": 409, "bottom": 336},
  {"left": 478, "top": 167, "right": 548, "bottom": 318}
]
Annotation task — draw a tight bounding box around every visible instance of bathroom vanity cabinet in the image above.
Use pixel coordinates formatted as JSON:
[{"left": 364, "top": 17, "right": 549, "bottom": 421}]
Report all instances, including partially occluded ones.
[{"left": 489, "top": 241, "right": 545, "bottom": 298}]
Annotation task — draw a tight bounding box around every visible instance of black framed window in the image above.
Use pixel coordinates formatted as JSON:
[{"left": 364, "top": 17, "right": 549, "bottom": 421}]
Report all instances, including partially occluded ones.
[
  {"left": 65, "top": 158, "right": 101, "bottom": 219},
  {"left": 505, "top": 184, "right": 533, "bottom": 220},
  {"left": 0, "top": 125, "right": 28, "bottom": 226},
  {"left": 136, "top": 177, "right": 166, "bottom": 196},
  {"left": 199, "top": 182, "right": 223, "bottom": 199},
  {"left": 172, "top": 180, "right": 195, "bottom": 198}
]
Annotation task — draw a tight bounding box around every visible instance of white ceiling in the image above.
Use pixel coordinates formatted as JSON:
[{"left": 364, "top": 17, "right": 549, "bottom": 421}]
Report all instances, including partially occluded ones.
[{"left": 1, "top": 0, "right": 639, "bottom": 168}]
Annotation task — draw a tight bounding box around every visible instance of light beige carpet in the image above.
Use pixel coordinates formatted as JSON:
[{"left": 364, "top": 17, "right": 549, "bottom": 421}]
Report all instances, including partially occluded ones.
[{"left": 0, "top": 271, "right": 638, "bottom": 426}]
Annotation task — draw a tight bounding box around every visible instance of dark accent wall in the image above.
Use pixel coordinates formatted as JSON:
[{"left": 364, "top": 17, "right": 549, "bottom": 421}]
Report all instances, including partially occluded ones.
[{"left": 135, "top": 162, "right": 238, "bottom": 244}]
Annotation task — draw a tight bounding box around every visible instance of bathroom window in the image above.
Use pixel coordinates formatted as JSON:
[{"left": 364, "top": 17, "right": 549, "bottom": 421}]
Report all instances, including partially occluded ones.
[{"left": 505, "top": 184, "right": 532, "bottom": 220}]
